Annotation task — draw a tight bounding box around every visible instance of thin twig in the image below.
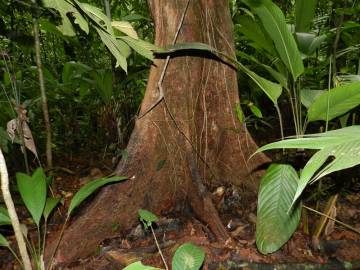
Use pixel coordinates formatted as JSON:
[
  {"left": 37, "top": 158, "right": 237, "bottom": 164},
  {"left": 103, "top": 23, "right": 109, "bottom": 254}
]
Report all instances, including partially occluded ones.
[
  {"left": 151, "top": 225, "right": 169, "bottom": 270},
  {"left": 303, "top": 205, "right": 360, "bottom": 235}
]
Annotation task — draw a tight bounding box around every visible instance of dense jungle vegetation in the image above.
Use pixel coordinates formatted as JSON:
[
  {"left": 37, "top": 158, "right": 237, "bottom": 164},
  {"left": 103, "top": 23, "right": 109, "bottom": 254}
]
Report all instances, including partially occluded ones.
[{"left": 0, "top": 0, "right": 360, "bottom": 269}]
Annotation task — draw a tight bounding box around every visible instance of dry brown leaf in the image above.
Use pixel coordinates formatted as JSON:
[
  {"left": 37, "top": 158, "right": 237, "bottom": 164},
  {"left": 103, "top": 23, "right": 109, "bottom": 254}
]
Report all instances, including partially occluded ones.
[
  {"left": 6, "top": 118, "right": 38, "bottom": 159},
  {"left": 324, "top": 205, "right": 337, "bottom": 236}
]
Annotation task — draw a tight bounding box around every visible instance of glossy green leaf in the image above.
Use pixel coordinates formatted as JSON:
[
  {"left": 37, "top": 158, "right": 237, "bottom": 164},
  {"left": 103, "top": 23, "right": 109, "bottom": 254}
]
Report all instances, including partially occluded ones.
[
  {"left": 295, "top": 0, "right": 318, "bottom": 32},
  {"left": 172, "top": 243, "right": 205, "bottom": 270},
  {"left": 241, "top": 65, "right": 282, "bottom": 105},
  {"left": 16, "top": 168, "right": 47, "bottom": 227},
  {"left": 123, "top": 261, "right": 162, "bottom": 270},
  {"left": 68, "top": 176, "right": 127, "bottom": 216},
  {"left": 300, "top": 89, "right": 324, "bottom": 108},
  {"left": 254, "top": 126, "right": 360, "bottom": 206},
  {"left": 112, "top": 21, "right": 138, "bottom": 39},
  {"left": 295, "top": 33, "right": 326, "bottom": 56},
  {"left": 237, "top": 16, "right": 276, "bottom": 54},
  {"left": 256, "top": 164, "right": 301, "bottom": 254},
  {"left": 0, "top": 234, "right": 9, "bottom": 247},
  {"left": 307, "top": 81, "right": 360, "bottom": 122},
  {"left": 138, "top": 209, "right": 158, "bottom": 229},
  {"left": 75, "top": 1, "right": 112, "bottom": 34},
  {"left": 96, "top": 28, "right": 128, "bottom": 72},
  {"left": 119, "top": 36, "right": 158, "bottom": 61},
  {"left": 249, "top": 104, "right": 263, "bottom": 118},
  {"left": 43, "top": 197, "right": 61, "bottom": 221},
  {"left": 0, "top": 206, "right": 11, "bottom": 226},
  {"left": 42, "top": 0, "right": 87, "bottom": 36},
  {"left": 249, "top": 0, "right": 304, "bottom": 80}
]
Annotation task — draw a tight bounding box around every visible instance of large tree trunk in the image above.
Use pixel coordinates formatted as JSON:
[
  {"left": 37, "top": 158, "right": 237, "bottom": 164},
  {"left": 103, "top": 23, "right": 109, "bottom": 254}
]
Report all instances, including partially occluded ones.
[{"left": 49, "top": 0, "right": 269, "bottom": 264}]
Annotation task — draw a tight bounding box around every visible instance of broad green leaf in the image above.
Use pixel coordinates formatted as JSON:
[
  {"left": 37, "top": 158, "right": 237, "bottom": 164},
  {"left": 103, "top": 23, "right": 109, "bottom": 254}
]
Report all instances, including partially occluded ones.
[
  {"left": 75, "top": 1, "right": 113, "bottom": 34},
  {"left": 138, "top": 209, "right": 158, "bottom": 229},
  {"left": 0, "top": 206, "right": 11, "bottom": 226},
  {"left": 295, "top": 33, "right": 326, "bottom": 57},
  {"left": 68, "top": 176, "right": 127, "bottom": 216},
  {"left": 123, "top": 261, "right": 162, "bottom": 270},
  {"left": 0, "top": 234, "right": 9, "bottom": 247},
  {"left": 43, "top": 198, "right": 61, "bottom": 221},
  {"left": 172, "top": 243, "right": 205, "bottom": 270},
  {"left": 295, "top": 0, "right": 318, "bottom": 32},
  {"left": 42, "top": 0, "right": 87, "bottom": 36},
  {"left": 96, "top": 28, "right": 128, "bottom": 72},
  {"left": 256, "top": 164, "right": 301, "bottom": 254},
  {"left": 339, "top": 113, "right": 350, "bottom": 128},
  {"left": 236, "top": 51, "right": 288, "bottom": 88},
  {"left": 42, "top": 0, "right": 76, "bottom": 36},
  {"left": 120, "top": 36, "right": 160, "bottom": 61},
  {"left": 255, "top": 126, "right": 360, "bottom": 153},
  {"left": 237, "top": 16, "right": 276, "bottom": 55},
  {"left": 112, "top": 21, "right": 138, "bottom": 39},
  {"left": 39, "top": 19, "right": 69, "bottom": 40},
  {"left": 254, "top": 126, "right": 360, "bottom": 206},
  {"left": 307, "top": 81, "right": 360, "bottom": 122},
  {"left": 249, "top": 104, "right": 263, "bottom": 118},
  {"left": 16, "top": 168, "right": 47, "bottom": 227},
  {"left": 248, "top": 0, "right": 304, "bottom": 80},
  {"left": 241, "top": 65, "right": 282, "bottom": 105},
  {"left": 300, "top": 89, "right": 324, "bottom": 108}
]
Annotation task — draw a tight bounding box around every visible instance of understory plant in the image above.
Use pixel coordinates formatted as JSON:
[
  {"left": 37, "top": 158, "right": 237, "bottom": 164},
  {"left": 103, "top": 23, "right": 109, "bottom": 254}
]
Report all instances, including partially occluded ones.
[
  {"left": 124, "top": 209, "right": 205, "bottom": 270},
  {"left": 0, "top": 156, "right": 127, "bottom": 270}
]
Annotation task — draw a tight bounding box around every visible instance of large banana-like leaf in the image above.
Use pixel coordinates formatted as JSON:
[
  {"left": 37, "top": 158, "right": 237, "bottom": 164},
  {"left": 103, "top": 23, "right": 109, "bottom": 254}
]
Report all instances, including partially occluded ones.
[
  {"left": 295, "top": 0, "right": 318, "bottom": 32},
  {"left": 239, "top": 65, "right": 282, "bottom": 105},
  {"left": 247, "top": 0, "right": 304, "bottom": 80},
  {"left": 256, "top": 164, "right": 301, "bottom": 254},
  {"left": 295, "top": 33, "right": 326, "bottom": 57},
  {"left": 254, "top": 126, "right": 360, "bottom": 206},
  {"left": 300, "top": 89, "right": 324, "bottom": 108},
  {"left": 237, "top": 16, "right": 276, "bottom": 55},
  {"left": 307, "top": 81, "right": 360, "bottom": 122}
]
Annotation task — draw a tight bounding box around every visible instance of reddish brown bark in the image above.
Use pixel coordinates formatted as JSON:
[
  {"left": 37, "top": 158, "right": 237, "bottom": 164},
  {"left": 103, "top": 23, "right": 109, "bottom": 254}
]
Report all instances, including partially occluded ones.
[{"left": 48, "top": 0, "right": 269, "bottom": 265}]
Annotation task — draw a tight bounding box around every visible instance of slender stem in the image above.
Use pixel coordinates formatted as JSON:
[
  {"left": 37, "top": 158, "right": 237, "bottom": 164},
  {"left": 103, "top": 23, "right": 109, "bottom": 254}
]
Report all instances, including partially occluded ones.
[
  {"left": 8, "top": 246, "right": 23, "bottom": 268},
  {"left": 303, "top": 205, "right": 360, "bottom": 234},
  {"left": 37, "top": 226, "right": 41, "bottom": 260},
  {"left": 292, "top": 81, "right": 300, "bottom": 137},
  {"left": 31, "top": 1, "right": 53, "bottom": 169},
  {"left": 150, "top": 225, "right": 169, "bottom": 270},
  {"left": 46, "top": 216, "right": 69, "bottom": 270},
  {"left": 0, "top": 149, "right": 32, "bottom": 270},
  {"left": 42, "top": 220, "right": 47, "bottom": 255},
  {"left": 325, "top": 56, "right": 332, "bottom": 132},
  {"left": 274, "top": 104, "right": 284, "bottom": 140}
]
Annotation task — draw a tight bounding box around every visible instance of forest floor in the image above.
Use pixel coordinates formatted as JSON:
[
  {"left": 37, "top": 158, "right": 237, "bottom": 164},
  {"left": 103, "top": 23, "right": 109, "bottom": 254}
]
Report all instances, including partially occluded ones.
[{"left": 1, "top": 153, "right": 360, "bottom": 270}]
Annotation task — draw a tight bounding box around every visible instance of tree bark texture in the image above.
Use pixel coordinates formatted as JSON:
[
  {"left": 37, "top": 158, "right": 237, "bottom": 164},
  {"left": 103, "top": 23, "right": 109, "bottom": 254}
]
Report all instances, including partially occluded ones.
[{"left": 49, "top": 0, "right": 269, "bottom": 264}]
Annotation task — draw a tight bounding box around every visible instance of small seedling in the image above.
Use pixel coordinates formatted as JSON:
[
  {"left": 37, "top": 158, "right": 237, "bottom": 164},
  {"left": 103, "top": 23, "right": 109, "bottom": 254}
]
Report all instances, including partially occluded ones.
[{"left": 124, "top": 209, "right": 205, "bottom": 270}]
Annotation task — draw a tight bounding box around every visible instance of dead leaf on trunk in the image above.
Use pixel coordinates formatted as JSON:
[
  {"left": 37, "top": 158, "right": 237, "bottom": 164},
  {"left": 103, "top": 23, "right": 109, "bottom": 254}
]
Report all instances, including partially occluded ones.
[{"left": 7, "top": 118, "right": 39, "bottom": 159}]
